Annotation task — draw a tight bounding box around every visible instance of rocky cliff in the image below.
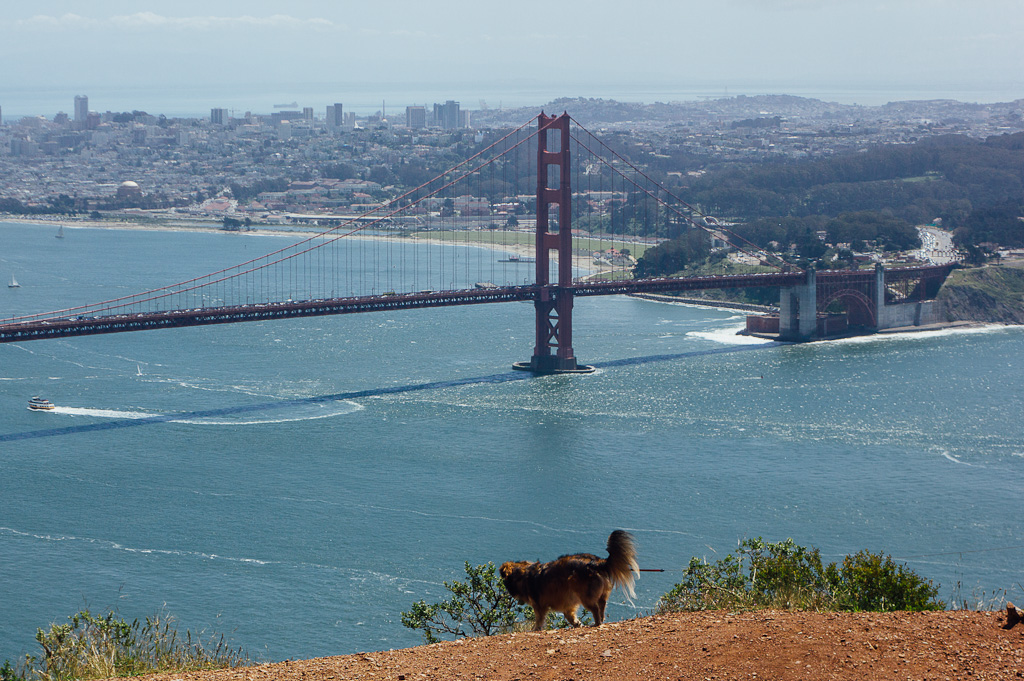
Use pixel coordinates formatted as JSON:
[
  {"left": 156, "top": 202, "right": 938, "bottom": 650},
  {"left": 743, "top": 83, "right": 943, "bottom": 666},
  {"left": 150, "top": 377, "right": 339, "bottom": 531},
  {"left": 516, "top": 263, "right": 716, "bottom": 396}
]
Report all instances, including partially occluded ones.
[{"left": 936, "top": 264, "right": 1024, "bottom": 323}]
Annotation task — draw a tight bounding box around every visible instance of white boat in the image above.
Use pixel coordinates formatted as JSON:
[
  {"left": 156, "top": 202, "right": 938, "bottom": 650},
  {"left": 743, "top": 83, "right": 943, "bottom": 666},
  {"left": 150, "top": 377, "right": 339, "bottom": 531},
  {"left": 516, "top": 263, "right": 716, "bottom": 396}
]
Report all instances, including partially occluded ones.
[
  {"left": 28, "top": 396, "right": 55, "bottom": 411},
  {"left": 55, "top": 225, "right": 65, "bottom": 239},
  {"left": 8, "top": 275, "right": 20, "bottom": 288}
]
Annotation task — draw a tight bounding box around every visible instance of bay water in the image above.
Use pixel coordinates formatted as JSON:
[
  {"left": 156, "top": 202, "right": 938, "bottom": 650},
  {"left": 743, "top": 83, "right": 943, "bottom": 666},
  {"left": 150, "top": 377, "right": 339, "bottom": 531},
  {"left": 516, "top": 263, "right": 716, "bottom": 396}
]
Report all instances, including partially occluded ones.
[
  {"left": 4, "top": 82, "right": 1023, "bottom": 121},
  {"left": 1, "top": 221, "right": 1022, "bottom": 663}
]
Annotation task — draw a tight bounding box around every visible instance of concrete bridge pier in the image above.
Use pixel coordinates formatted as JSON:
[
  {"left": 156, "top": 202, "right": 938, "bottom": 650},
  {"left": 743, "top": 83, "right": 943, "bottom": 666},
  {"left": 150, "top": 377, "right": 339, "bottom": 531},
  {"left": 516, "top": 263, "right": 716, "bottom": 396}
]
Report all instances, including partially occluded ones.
[
  {"left": 873, "top": 263, "right": 886, "bottom": 330},
  {"left": 778, "top": 268, "right": 817, "bottom": 341}
]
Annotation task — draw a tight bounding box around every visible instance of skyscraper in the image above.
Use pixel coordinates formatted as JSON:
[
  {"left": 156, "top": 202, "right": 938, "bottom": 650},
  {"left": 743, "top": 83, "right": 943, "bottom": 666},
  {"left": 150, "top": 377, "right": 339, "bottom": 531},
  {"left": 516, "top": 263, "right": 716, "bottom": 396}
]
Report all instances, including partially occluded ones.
[
  {"left": 210, "top": 108, "right": 228, "bottom": 125},
  {"left": 326, "top": 103, "right": 344, "bottom": 130},
  {"left": 406, "top": 106, "right": 426, "bottom": 129},
  {"left": 433, "top": 100, "right": 460, "bottom": 130},
  {"left": 74, "top": 95, "right": 88, "bottom": 123}
]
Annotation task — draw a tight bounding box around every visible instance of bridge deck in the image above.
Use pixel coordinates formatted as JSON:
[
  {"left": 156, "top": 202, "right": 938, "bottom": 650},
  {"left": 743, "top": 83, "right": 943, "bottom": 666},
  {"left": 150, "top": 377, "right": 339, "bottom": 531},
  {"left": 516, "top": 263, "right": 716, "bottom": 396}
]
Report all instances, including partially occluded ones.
[{"left": 0, "top": 266, "right": 953, "bottom": 343}]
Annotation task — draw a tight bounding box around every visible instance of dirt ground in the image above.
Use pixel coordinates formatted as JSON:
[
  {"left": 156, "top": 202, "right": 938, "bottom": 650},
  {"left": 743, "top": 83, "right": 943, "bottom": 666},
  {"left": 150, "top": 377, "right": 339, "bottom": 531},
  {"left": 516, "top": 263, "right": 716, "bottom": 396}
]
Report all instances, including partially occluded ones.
[{"left": 133, "top": 609, "right": 1022, "bottom": 681}]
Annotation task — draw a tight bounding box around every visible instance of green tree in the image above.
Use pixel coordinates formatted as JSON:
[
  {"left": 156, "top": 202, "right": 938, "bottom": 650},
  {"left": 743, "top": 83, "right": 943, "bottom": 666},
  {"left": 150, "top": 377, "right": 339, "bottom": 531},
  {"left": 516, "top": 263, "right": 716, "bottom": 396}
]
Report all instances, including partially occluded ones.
[
  {"left": 633, "top": 229, "right": 711, "bottom": 278},
  {"left": 440, "top": 198, "right": 455, "bottom": 218}
]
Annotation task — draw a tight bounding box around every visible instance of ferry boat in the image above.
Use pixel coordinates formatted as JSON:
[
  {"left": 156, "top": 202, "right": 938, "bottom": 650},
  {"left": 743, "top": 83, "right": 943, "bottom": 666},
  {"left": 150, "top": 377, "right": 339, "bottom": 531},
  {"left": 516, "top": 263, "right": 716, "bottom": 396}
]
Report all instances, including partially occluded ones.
[
  {"left": 28, "top": 396, "right": 55, "bottom": 411},
  {"left": 499, "top": 254, "right": 537, "bottom": 263}
]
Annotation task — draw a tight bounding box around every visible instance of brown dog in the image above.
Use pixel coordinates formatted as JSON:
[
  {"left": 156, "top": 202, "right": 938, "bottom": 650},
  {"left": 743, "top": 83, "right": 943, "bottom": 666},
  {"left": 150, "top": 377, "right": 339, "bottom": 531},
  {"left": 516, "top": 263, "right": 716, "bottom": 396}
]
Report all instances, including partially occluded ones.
[{"left": 500, "top": 530, "right": 638, "bottom": 630}]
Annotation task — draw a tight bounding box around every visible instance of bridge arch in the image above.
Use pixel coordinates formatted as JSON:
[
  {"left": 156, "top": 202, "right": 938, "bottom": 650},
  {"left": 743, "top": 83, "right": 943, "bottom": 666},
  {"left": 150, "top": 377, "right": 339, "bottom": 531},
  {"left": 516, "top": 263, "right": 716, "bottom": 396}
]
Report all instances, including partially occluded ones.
[{"left": 820, "top": 288, "right": 876, "bottom": 327}]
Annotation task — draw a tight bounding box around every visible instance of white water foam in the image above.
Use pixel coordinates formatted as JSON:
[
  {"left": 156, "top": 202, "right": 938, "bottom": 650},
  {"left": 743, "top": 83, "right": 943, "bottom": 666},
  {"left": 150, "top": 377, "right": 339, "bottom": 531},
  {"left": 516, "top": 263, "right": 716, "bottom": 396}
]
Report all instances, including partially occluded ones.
[
  {"left": 829, "top": 323, "right": 1022, "bottom": 346},
  {"left": 173, "top": 401, "right": 363, "bottom": 425},
  {"left": 0, "top": 526, "right": 274, "bottom": 565},
  {"left": 687, "top": 324, "right": 775, "bottom": 345},
  {"left": 53, "top": 406, "right": 154, "bottom": 419},
  {"left": 939, "top": 450, "right": 972, "bottom": 466},
  {"left": 52, "top": 400, "right": 363, "bottom": 425}
]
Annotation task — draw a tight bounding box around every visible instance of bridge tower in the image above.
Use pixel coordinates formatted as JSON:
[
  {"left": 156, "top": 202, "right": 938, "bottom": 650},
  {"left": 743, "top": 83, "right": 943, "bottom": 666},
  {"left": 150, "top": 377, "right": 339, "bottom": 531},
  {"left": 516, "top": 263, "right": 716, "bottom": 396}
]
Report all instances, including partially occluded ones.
[
  {"left": 513, "top": 113, "right": 594, "bottom": 374},
  {"left": 778, "top": 267, "right": 817, "bottom": 341}
]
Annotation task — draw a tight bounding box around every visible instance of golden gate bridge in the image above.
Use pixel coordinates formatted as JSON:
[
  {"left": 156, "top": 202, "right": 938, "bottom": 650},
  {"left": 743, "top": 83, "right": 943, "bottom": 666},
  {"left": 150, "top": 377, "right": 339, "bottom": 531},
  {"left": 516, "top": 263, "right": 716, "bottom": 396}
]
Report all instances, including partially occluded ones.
[{"left": 0, "top": 113, "right": 953, "bottom": 372}]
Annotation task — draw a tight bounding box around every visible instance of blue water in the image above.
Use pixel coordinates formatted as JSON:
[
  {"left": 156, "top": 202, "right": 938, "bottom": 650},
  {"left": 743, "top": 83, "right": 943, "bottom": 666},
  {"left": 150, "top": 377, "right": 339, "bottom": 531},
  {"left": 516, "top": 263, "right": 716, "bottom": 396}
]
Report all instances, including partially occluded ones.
[
  {"left": 1, "top": 221, "right": 1022, "bottom": 663},
  {"left": 3, "top": 81, "right": 1023, "bottom": 120}
]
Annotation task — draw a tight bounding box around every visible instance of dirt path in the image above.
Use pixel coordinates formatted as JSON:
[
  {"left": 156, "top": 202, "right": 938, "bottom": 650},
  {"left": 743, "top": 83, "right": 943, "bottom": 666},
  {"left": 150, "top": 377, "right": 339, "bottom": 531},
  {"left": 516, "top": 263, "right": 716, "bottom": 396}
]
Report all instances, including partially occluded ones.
[{"left": 129, "top": 609, "right": 1022, "bottom": 681}]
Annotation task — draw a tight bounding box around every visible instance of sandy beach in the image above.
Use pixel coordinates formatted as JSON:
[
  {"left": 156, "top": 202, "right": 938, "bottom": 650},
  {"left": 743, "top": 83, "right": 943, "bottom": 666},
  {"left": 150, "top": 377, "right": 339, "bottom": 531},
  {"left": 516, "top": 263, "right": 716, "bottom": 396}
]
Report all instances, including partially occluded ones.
[{"left": 1, "top": 214, "right": 617, "bottom": 277}]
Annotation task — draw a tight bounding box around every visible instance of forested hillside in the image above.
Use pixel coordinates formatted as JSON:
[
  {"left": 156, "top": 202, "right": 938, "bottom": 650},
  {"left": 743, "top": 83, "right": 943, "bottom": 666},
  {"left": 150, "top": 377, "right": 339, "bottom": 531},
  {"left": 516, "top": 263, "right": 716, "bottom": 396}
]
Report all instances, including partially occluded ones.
[
  {"left": 635, "top": 132, "right": 1024, "bottom": 278},
  {"left": 687, "top": 132, "right": 1024, "bottom": 249}
]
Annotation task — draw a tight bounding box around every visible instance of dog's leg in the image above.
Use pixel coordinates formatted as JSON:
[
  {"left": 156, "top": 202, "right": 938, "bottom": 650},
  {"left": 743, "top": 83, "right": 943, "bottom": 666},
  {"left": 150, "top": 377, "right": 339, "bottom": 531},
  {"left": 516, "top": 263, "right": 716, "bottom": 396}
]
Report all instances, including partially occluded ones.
[
  {"left": 591, "top": 594, "right": 609, "bottom": 626},
  {"left": 563, "top": 609, "right": 582, "bottom": 627},
  {"left": 532, "top": 607, "right": 548, "bottom": 631}
]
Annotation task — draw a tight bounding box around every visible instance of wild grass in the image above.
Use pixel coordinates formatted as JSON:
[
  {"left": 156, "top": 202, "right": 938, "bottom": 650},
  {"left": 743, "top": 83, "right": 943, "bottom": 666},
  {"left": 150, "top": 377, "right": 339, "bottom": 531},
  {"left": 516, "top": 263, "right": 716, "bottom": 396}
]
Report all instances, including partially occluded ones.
[{"left": 1, "top": 609, "right": 250, "bottom": 681}]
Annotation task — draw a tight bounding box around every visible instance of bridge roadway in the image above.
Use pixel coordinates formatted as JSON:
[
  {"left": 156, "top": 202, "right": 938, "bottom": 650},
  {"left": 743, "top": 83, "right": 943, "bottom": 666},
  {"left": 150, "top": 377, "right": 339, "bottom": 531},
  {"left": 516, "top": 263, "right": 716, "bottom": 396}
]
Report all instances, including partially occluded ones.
[{"left": 0, "top": 266, "right": 950, "bottom": 343}]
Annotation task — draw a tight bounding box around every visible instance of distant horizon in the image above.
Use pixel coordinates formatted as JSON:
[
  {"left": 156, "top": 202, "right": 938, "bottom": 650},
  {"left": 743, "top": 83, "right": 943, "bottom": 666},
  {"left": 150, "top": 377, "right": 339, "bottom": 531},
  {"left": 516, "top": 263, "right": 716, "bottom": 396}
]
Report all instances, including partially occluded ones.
[
  {"left": 4, "top": 2, "right": 1022, "bottom": 122},
  {"left": 3, "top": 80, "right": 1022, "bottom": 122}
]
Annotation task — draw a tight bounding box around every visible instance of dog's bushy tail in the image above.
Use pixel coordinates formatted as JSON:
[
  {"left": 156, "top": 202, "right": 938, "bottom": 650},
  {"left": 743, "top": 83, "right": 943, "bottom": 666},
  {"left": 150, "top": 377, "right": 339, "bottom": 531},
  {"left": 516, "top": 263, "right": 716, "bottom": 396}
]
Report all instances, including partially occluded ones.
[{"left": 604, "top": 530, "right": 639, "bottom": 600}]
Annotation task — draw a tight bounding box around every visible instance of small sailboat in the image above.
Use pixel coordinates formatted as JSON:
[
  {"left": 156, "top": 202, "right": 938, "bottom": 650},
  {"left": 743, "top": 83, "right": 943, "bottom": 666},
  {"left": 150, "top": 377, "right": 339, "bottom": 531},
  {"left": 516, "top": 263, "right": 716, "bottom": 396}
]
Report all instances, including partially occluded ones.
[
  {"left": 8, "top": 274, "right": 20, "bottom": 288},
  {"left": 136, "top": 364, "right": 143, "bottom": 376},
  {"left": 55, "top": 225, "right": 65, "bottom": 239}
]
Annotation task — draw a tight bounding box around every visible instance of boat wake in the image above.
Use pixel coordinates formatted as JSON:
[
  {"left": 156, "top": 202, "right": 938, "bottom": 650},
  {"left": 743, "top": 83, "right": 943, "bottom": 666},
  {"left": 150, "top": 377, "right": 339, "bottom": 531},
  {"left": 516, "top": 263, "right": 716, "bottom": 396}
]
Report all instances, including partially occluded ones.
[
  {"left": 53, "top": 406, "right": 153, "bottom": 419},
  {"left": 174, "top": 401, "right": 362, "bottom": 425},
  {"left": 51, "top": 401, "right": 363, "bottom": 425}
]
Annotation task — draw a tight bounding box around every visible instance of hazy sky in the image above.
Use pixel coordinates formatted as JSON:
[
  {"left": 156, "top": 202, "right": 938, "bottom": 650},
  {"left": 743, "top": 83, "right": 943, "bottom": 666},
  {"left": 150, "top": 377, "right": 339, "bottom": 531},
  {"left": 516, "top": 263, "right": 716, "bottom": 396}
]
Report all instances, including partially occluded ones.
[{"left": 3, "top": 0, "right": 1023, "bottom": 109}]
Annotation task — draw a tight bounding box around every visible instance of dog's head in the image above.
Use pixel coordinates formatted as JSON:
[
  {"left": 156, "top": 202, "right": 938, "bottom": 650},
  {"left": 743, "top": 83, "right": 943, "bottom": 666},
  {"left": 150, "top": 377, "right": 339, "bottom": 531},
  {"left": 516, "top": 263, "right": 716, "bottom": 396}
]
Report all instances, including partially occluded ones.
[{"left": 499, "top": 560, "right": 535, "bottom": 603}]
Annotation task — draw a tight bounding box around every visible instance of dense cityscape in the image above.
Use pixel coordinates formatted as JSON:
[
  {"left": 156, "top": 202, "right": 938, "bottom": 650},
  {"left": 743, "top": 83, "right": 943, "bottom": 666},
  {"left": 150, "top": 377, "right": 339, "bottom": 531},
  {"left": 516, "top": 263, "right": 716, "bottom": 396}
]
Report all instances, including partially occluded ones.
[{"left": 2, "top": 94, "right": 1022, "bottom": 229}]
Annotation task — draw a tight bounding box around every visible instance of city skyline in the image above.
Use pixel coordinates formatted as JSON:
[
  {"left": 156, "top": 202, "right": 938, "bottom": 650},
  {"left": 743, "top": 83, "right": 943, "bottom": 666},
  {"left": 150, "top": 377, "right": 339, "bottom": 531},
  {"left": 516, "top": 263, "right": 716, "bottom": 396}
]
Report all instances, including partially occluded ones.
[{"left": 1, "top": 0, "right": 1022, "bottom": 117}]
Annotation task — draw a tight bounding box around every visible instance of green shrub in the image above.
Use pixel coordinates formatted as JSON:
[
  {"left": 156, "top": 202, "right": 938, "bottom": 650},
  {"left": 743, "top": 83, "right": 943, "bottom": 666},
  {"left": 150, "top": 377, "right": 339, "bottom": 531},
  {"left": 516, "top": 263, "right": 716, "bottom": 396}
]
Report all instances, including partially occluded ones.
[
  {"left": 401, "top": 562, "right": 531, "bottom": 643},
  {"left": 1, "top": 660, "right": 21, "bottom": 681},
  {"left": 828, "top": 549, "right": 945, "bottom": 612},
  {"left": 659, "top": 538, "right": 944, "bottom": 614},
  {"left": 401, "top": 562, "right": 593, "bottom": 643},
  {"left": 6, "top": 609, "right": 249, "bottom": 681}
]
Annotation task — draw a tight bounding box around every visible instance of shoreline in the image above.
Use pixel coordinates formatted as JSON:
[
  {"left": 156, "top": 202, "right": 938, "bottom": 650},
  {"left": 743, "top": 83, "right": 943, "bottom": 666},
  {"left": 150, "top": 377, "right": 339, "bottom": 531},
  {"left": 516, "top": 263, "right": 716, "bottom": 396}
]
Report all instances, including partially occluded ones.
[
  {"left": 628, "top": 291, "right": 778, "bottom": 314},
  {"left": 4, "top": 217, "right": 1013, "bottom": 334},
  {"left": 0, "top": 215, "right": 612, "bottom": 276},
  {"left": 629, "top": 291, "right": 1006, "bottom": 339}
]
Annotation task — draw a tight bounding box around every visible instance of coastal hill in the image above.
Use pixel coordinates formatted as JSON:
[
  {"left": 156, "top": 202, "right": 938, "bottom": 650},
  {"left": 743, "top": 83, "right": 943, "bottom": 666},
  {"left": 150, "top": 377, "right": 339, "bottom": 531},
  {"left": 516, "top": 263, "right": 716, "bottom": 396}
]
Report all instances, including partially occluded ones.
[
  {"left": 129, "top": 609, "right": 1020, "bottom": 681},
  {"left": 938, "top": 264, "right": 1024, "bottom": 324}
]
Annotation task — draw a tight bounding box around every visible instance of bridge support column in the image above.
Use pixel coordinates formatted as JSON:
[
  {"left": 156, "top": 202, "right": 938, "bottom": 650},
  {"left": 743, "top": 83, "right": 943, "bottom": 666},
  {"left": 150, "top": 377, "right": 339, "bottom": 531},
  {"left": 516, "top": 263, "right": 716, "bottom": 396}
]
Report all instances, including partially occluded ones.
[
  {"left": 778, "top": 268, "right": 817, "bottom": 341},
  {"left": 873, "top": 263, "right": 886, "bottom": 330},
  {"left": 514, "top": 112, "right": 594, "bottom": 374}
]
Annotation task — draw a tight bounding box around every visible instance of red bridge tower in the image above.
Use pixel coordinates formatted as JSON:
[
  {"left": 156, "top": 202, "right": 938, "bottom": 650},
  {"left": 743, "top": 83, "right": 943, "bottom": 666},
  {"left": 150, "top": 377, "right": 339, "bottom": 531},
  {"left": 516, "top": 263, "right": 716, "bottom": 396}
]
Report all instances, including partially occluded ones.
[{"left": 513, "top": 113, "right": 595, "bottom": 374}]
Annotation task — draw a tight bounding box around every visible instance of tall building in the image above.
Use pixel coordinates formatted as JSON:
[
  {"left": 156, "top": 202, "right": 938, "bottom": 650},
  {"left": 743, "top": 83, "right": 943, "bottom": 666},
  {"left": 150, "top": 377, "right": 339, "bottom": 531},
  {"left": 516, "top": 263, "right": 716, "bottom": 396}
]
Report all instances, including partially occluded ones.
[
  {"left": 74, "top": 95, "right": 89, "bottom": 123},
  {"left": 433, "top": 100, "right": 461, "bottom": 130},
  {"left": 406, "top": 106, "right": 426, "bottom": 129},
  {"left": 210, "top": 108, "right": 228, "bottom": 125},
  {"left": 326, "top": 103, "right": 344, "bottom": 130}
]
